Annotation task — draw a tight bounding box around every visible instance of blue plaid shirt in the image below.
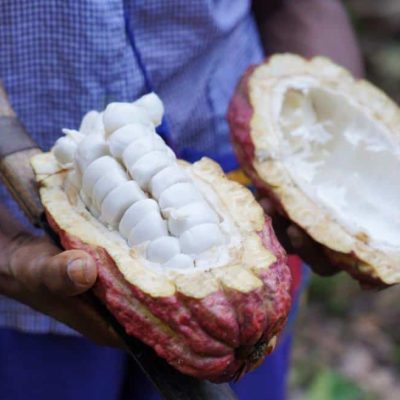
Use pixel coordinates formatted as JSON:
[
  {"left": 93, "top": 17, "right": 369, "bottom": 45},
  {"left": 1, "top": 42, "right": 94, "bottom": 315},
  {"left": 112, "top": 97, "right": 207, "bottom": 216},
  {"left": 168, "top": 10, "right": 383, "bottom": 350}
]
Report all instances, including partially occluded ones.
[{"left": 0, "top": 1, "right": 264, "bottom": 334}]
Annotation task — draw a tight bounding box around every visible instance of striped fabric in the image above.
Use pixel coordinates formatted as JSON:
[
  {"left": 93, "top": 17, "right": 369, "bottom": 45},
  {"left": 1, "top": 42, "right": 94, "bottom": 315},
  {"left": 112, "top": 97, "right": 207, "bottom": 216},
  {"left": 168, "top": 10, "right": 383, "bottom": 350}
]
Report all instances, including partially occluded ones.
[{"left": 0, "top": 0, "right": 264, "bottom": 334}]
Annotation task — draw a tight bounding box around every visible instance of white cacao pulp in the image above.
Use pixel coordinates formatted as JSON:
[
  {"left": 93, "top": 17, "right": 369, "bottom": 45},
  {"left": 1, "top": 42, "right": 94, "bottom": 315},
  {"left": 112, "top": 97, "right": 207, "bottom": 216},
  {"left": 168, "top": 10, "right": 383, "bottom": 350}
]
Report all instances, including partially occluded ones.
[
  {"left": 33, "top": 85, "right": 290, "bottom": 383},
  {"left": 274, "top": 81, "right": 400, "bottom": 251},
  {"left": 51, "top": 93, "right": 232, "bottom": 271},
  {"left": 227, "top": 54, "right": 400, "bottom": 285}
]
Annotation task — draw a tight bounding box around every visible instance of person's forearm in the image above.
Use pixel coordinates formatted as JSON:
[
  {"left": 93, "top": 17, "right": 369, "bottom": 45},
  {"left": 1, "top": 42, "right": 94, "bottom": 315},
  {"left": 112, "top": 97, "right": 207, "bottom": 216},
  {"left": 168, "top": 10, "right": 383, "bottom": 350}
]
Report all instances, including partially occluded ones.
[{"left": 256, "top": 0, "right": 364, "bottom": 77}]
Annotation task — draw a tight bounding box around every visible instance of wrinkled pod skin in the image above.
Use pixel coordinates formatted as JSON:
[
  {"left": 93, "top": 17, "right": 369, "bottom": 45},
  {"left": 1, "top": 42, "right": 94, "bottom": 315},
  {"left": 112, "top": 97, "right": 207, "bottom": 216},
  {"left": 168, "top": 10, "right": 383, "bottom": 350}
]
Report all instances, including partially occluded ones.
[
  {"left": 227, "top": 63, "right": 387, "bottom": 289},
  {"left": 46, "top": 210, "right": 291, "bottom": 382}
]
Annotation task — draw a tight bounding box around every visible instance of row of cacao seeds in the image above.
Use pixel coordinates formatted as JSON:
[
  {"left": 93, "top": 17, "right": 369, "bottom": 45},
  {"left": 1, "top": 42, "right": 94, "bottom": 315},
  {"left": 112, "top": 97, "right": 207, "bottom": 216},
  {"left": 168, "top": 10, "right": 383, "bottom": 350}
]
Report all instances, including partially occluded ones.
[{"left": 52, "top": 93, "right": 224, "bottom": 269}]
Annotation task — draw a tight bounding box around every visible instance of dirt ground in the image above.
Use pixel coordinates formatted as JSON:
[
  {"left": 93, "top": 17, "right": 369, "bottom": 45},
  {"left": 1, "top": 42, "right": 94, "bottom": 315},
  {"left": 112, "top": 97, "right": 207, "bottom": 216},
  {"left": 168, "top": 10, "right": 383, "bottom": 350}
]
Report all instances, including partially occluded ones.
[
  {"left": 289, "top": 274, "right": 400, "bottom": 400},
  {"left": 288, "top": 2, "right": 400, "bottom": 399}
]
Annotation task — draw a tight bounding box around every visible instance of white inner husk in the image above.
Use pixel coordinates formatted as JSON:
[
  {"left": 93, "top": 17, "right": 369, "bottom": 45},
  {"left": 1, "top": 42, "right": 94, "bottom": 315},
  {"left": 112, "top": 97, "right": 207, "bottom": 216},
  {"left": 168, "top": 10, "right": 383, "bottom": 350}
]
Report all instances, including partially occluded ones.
[{"left": 274, "top": 78, "right": 400, "bottom": 251}]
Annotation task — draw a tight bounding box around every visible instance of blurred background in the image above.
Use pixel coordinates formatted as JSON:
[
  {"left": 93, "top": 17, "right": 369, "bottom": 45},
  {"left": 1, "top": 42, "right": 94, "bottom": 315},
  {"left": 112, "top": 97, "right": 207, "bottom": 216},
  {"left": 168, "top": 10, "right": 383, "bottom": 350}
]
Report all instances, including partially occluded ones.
[{"left": 288, "top": 2, "right": 400, "bottom": 399}]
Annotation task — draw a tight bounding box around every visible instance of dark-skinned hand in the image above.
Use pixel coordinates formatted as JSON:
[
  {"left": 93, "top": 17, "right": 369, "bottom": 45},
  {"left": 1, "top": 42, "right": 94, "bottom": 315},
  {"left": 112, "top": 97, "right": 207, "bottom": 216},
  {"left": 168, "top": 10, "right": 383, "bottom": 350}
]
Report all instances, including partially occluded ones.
[{"left": 0, "top": 234, "right": 122, "bottom": 347}]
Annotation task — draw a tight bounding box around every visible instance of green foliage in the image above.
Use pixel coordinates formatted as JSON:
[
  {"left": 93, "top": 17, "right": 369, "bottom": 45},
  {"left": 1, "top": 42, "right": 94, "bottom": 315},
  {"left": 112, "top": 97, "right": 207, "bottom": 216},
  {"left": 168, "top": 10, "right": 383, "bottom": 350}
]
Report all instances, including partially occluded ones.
[
  {"left": 394, "top": 345, "right": 400, "bottom": 372},
  {"left": 307, "top": 273, "right": 356, "bottom": 316},
  {"left": 306, "top": 369, "right": 375, "bottom": 400}
]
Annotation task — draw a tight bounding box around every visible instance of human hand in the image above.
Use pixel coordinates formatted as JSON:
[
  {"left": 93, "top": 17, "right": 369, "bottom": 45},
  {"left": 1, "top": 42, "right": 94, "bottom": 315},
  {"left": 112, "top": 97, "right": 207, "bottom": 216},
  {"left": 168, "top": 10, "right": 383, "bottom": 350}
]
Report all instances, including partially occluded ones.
[
  {"left": 258, "top": 197, "right": 340, "bottom": 276},
  {"left": 256, "top": 0, "right": 364, "bottom": 78},
  {"left": 0, "top": 234, "right": 122, "bottom": 347}
]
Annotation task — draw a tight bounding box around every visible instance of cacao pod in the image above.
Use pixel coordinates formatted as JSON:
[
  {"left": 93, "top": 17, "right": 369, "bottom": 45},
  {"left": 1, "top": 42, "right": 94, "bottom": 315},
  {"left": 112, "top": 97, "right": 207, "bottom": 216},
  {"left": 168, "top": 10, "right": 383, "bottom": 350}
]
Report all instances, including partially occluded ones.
[
  {"left": 228, "top": 54, "right": 400, "bottom": 288},
  {"left": 31, "top": 93, "right": 292, "bottom": 382}
]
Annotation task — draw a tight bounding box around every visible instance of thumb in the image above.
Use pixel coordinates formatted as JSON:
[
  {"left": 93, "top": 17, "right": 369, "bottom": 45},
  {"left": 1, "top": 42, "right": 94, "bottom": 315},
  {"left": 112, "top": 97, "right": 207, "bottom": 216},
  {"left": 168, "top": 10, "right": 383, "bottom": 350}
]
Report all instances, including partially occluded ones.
[{"left": 40, "top": 250, "right": 97, "bottom": 296}]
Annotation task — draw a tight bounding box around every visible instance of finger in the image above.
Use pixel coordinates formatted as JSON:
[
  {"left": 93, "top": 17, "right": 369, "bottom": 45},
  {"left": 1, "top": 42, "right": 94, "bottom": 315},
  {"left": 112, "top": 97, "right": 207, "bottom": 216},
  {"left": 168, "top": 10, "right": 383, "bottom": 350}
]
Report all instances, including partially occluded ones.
[
  {"left": 258, "top": 197, "right": 278, "bottom": 218},
  {"left": 286, "top": 224, "right": 340, "bottom": 276},
  {"left": 258, "top": 197, "right": 276, "bottom": 216},
  {"left": 287, "top": 225, "right": 308, "bottom": 249},
  {"left": 8, "top": 238, "right": 59, "bottom": 290},
  {"left": 40, "top": 250, "right": 97, "bottom": 296}
]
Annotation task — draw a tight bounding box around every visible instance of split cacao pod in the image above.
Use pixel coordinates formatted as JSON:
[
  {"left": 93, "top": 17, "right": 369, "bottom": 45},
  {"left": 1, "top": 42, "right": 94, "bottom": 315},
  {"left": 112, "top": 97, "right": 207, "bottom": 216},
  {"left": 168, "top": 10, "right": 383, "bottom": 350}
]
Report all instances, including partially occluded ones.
[
  {"left": 31, "top": 93, "right": 292, "bottom": 382},
  {"left": 228, "top": 54, "right": 400, "bottom": 288}
]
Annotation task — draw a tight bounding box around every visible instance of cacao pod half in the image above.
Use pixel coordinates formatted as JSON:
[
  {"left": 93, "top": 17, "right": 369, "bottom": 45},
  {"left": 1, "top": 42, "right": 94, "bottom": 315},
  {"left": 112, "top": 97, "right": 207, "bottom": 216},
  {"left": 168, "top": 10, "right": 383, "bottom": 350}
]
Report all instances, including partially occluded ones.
[
  {"left": 31, "top": 93, "right": 291, "bottom": 382},
  {"left": 228, "top": 54, "right": 400, "bottom": 287}
]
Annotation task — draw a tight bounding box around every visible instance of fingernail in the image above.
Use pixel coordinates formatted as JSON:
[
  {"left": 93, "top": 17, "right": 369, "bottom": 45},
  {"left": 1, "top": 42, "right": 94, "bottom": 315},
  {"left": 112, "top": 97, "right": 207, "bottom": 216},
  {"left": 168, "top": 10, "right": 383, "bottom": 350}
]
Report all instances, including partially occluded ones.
[{"left": 67, "top": 259, "right": 91, "bottom": 285}]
